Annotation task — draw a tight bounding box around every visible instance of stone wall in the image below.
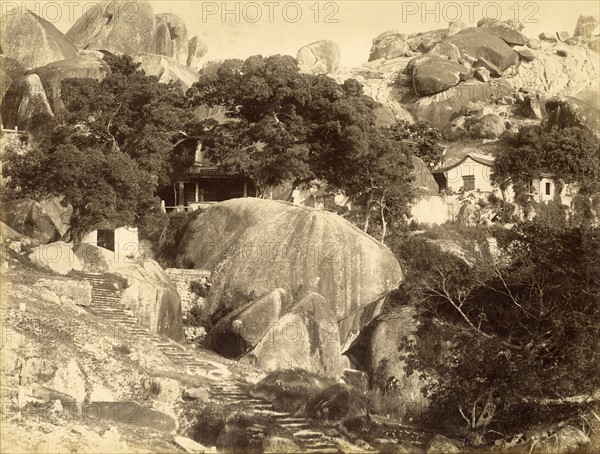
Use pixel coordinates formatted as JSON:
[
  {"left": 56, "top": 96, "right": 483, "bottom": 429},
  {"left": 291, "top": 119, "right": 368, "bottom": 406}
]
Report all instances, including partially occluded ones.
[{"left": 165, "top": 268, "right": 211, "bottom": 315}]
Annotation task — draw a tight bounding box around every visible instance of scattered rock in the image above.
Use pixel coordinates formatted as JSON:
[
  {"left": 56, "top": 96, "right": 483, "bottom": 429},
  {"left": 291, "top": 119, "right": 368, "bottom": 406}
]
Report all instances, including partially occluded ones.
[
  {"left": 29, "top": 241, "right": 82, "bottom": 275},
  {"left": 545, "top": 85, "right": 600, "bottom": 138},
  {"left": 297, "top": 40, "right": 341, "bottom": 75},
  {"left": 263, "top": 436, "right": 302, "bottom": 453},
  {"left": 35, "top": 278, "right": 92, "bottom": 306},
  {"left": 589, "top": 37, "right": 600, "bottom": 54},
  {"left": 539, "top": 32, "right": 558, "bottom": 43},
  {"left": 51, "top": 359, "right": 86, "bottom": 403},
  {"left": 524, "top": 95, "right": 544, "bottom": 119},
  {"left": 369, "top": 30, "right": 410, "bottom": 61},
  {"left": 474, "top": 67, "right": 490, "bottom": 82},
  {"left": 183, "top": 387, "right": 210, "bottom": 401},
  {"left": 448, "top": 21, "right": 466, "bottom": 37},
  {"left": 557, "top": 31, "right": 571, "bottom": 42},
  {"left": 477, "top": 18, "right": 527, "bottom": 46},
  {"left": 527, "top": 39, "right": 542, "bottom": 50},
  {"left": 427, "top": 434, "right": 461, "bottom": 453},
  {"left": 405, "top": 29, "right": 448, "bottom": 53},
  {"left": 66, "top": 0, "right": 156, "bottom": 56},
  {"left": 556, "top": 48, "right": 569, "bottom": 57},
  {"left": 573, "top": 15, "right": 599, "bottom": 38}
]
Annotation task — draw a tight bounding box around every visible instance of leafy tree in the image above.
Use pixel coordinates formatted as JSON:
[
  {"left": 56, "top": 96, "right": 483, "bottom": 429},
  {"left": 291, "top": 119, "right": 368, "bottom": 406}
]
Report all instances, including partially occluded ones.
[
  {"left": 393, "top": 222, "right": 600, "bottom": 442},
  {"left": 384, "top": 120, "right": 444, "bottom": 168},
  {"left": 61, "top": 54, "right": 196, "bottom": 190},
  {"left": 3, "top": 125, "right": 158, "bottom": 240}
]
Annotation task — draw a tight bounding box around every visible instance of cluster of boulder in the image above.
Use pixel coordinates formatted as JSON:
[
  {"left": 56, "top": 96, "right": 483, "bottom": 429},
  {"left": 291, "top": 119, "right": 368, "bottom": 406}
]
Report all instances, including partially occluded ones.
[{"left": 0, "top": 0, "right": 207, "bottom": 129}]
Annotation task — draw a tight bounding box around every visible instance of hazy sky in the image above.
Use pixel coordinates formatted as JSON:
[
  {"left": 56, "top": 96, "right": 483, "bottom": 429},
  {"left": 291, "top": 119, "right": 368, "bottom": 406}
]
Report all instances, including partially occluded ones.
[{"left": 9, "top": 1, "right": 600, "bottom": 67}]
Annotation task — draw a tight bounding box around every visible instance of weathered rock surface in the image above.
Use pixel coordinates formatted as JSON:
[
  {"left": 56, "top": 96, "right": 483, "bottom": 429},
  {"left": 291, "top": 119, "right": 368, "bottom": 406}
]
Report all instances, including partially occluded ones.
[
  {"left": 545, "top": 84, "right": 600, "bottom": 138},
  {"left": 428, "top": 42, "right": 461, "bottom": 61},
  {"left": 573, "top": 15, "right": 599, "bottom": 38},
  {"left": 473, "top": 113, "right": 505, "bottom": 138},
  {"left": 66, "top": 0, "right": 156, "bottom": 56},
  {"left": 28, "top": 55, "right": 110, "bottom": 122},
  {"left": 263, "top": 436, "right": 301, "bottom": 453},
  {"left": 28, "top": 241, "right": 83, "bottom": 275},
  {"left": 405, "top": 29, "right": 448, "bottom": 53},
  {"left": 297, "top": 40, "right": 341, "bottom": 75},
  {"left": 178, "top": 198, "right": 403, "bottom": 354},
  {"left": 477, "top": 18, "right": 527, "bottom": 46},
  {"left": 0, "top": 74, "right": 54, "bottom": 129},
  {"left": 448, "top": 21, "right": 466, "bottom": 37},
  {"left": 0, "top": 10, "right": 78, "bottom": 69},
  {"left": 116, "top": 259, "right": 184, "bottom": 342},
  {"left": 427, "top": 434, "right": 461, "bottom": 453},
  {"left": 0, "top": 199, "right": 64, "bottom": 244},
  {"left": 34, "top": 277, "right": 92, "bottom": 306},
  {"left": 306, "top": 383, "right": 367, "bottom": 421},
  {"left": 412, "top": 80, "right": 514, "bottom": 130},
  {"left": 133, "top": 54, "right": 199, "bottom": 89},
  {"left": 150, "top": 15, "right": 172, "bottom": 58},
  {"left": 156, "top": 13, "right": 188, "bottom": 64},
  {"left": 187, "top": 36, "right": 208, "bottom": 68},
  {"left": 509, "top": 45, "right": 599, "bottom": 98},
  {"left": 51, "top": 358, "right": 86, "bottom": 403},
  {"left": 409, "top": 55, "right": 470, "bottom": 96},
  {"left": 73, "top": 243, "right": 118, "bottom": 273},
  {"left": 442, "top": 28, "right": 519, "bottom": 72},
  {"left": 346, "top": 307, "right": 426, "bottom": 405},
  {"left": 369, "top": 30, "right": 411, "bottom": 61}
]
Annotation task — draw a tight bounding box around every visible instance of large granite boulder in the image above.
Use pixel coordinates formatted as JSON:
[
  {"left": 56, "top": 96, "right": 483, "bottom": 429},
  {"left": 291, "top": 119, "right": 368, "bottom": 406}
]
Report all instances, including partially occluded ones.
[
  {"left": 412, "top": 80, "right": 514, "bottom": 130},
  {"left": 369, "top": 30, "right": 411, "bottom": 61},
  {"left": 476, "top": 18, "right": 527, "bottom": 46},
  {"left": 297, "top": 40, "right": 341, "bottom": 75},
  {"left": 150, "top": 15, "right": 173, "bottom": 58},
  {"left": 187, "top": 36, "right": 208, "bottom": 68},
  {"left": 545, "top": 84, "right": 600, "bottom": 138},
  {"left": 27, "top": 55, "right": 110, "bottom": 122},
  {"left": 0, "top": 56, "right": 29, "bottom": 82},
  {"left": 408, "top": 55, "right": 470, "bottom": 96},
  {"left": 0, "top": 10, "right": 78, "bottom": 69},
  {"left": 573, "top": 15, "right": 599, "bottom": 38},
  {"left": 405, "top": 29, "right": 448, "bottom": 53},
  {"left": 133, "top": 54, "right": 199, "bottom": 89},
  {"left": 178, "top": 198, "right": 403, "bottom": 354},
  {"left": 0, "top": 74, "right": 54, "bottom": 129},
  {"left": 0, "top": 198, "right": 64, "bottom": 244},
  {"left": 156, "top": 13, "right": 188, "bottom": 65},
  {"left": 346, "top": 306, "right": 427, "bottom": 406},
  {"left": 29, "top": 241, "right": 83, "bottom": 275},
  {"left": 66, "top": 0, "right": 156, "bottom": 56},
  {"left": 116, "top": 259, "right": 184, "bottom": 342},
  {"left": 442, "top": 28, "right": 519, "bottom": 72}
]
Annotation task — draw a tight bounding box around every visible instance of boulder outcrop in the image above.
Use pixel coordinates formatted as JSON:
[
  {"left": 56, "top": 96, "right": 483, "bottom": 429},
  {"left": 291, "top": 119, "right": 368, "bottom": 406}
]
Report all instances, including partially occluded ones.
[
  {"left": 476, "top": 18, "right": 527, "bottom": 46},
  {"left": 187, "top": 36, "right": 208, "bottom": 68},
  {"left": 442, "top": 28, "right": 519, "bottom": 72},
  {"left": 408, "top": 55, "right": 470, "bottom": 96},
  {"left": 115, "top": 259, "right": 185, "bottom": 342},
  {"left": 544, "top": 84, "right": 600, "bottom": 138},
  {"left": 133, "top": 54, "right": 199, "bottom": 89},
  {"left": 573, "top": 15, "right": 599, "bottom": 38},
  {"left": 0, "top": 74, "right": 54, "bottom": 129},
  {"left": 66, "top": 0, "right": 156, "bottom": 56},
  {"left": 297, "top": 40, "right": 341, "bottom": 75},
  {"left": 0, "top": 10, "right": 78, "bottom": 69},
  {"left": 28, "top": 241, "right": 83, "bottom": 275},
  {"left": 0, "top": 198, "right": 64, "bottom": 244},
  {"left": 178, "top": 198, "right": 403, "bottom": 360},
  {"left": 156, "top": 13, "right": 188, "bottom": 65},
  {"left": 369, "top": 30, "right": 411, "bottom": 61}
]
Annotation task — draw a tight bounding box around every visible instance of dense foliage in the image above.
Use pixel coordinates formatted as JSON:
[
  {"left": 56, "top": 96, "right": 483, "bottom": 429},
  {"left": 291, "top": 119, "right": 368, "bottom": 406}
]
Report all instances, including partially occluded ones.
[{"left": 390, "top": 221, "right": 600, "bottom": 443}]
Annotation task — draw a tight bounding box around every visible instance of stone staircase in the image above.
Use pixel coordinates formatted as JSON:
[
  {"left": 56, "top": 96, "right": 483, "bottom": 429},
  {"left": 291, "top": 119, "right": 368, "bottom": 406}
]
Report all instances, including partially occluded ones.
[{"left": 80, "top": 272, "right": 408, "bottom": 452}]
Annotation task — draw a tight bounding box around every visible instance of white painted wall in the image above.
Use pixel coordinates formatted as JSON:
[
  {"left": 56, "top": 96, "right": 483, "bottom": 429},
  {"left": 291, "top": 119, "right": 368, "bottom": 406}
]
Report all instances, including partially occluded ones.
[
  {"left": 444, "top": 157, "right": 495, "bottom": 193},
  {"left": 410, "top": 195, "right": 453, "bottom": 225}
]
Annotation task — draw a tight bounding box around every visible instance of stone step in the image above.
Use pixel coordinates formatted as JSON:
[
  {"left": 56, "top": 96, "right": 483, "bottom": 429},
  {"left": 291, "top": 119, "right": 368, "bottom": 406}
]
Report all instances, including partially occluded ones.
[
  {"left": 305, "top": 447, "right": 338, "bottom": 453},
  {"left": 252, "top": 409, "right": 290, "bottom": 417},
  {"left": 280, "top": 422, "right": 310, "bottom": 429},
  {"left": 276, "top": 417, "right": 306, "bottom": 423}
]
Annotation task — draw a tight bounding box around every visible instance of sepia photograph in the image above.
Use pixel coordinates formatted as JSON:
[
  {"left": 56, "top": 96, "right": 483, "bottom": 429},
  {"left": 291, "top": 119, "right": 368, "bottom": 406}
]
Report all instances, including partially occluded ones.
[{"left": 0, "top": 0, "right": 599, "bottom": 452}]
